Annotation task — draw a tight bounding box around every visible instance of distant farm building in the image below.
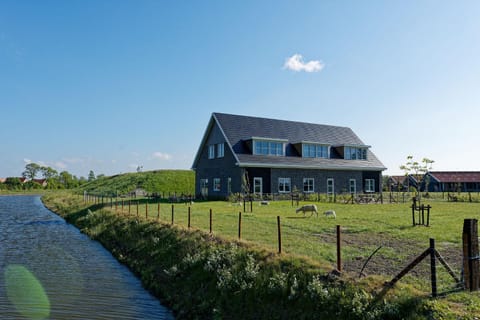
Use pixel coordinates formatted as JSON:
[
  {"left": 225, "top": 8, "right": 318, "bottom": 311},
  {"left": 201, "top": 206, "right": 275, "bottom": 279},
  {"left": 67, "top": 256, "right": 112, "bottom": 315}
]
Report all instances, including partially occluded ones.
[{"left": 423, "top": 171, "right": 480, "bottom": 192}]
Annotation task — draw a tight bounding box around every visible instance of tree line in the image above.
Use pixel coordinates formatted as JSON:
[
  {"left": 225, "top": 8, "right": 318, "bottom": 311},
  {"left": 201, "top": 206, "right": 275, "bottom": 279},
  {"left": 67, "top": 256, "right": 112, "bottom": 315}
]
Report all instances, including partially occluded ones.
[{"left": 0, "top": 163, "right": 102, "bottom": 190}]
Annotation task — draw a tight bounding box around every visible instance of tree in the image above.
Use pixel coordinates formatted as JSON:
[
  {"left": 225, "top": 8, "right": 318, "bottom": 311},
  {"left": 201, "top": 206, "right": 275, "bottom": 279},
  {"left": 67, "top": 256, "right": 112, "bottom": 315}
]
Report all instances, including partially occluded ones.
[
  {"left": 5, "top": 177, "right": 22, "bottom": 190},
  {"left": 22, "top": 163, "right": 41, "bottom": 180},
  {"left": 88, "top": 170, "right": 96, "bottom": 182},
  {"left": 40, "top": 166, "right": 58, "bottom": 179},
  {"left": 399, "top": 156, "right": 434, "bottom": 201}
]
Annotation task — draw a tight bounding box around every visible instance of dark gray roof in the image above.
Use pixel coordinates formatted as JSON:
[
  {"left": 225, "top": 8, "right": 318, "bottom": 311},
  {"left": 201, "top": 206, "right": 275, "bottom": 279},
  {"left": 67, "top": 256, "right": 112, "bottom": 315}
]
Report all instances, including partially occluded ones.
[{"left": 194, "top": 112, "right": 386, "bottom": 171}]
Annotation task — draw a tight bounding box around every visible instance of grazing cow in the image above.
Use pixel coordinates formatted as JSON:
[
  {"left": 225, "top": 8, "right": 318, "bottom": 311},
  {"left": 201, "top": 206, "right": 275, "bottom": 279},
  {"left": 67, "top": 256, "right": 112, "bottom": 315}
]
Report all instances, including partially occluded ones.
[
  {"left": 296, "top": 204, "right": 318, "bottom": 217},
  {"left": 324, "top": 210, "right": 336, "bottom": 219}
]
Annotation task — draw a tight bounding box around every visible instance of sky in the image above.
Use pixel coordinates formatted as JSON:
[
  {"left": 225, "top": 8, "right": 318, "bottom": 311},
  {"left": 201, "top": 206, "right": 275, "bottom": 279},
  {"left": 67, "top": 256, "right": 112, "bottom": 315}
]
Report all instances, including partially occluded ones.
[{"left": 1, "top": 0, "right": 480, "bottom": 178}]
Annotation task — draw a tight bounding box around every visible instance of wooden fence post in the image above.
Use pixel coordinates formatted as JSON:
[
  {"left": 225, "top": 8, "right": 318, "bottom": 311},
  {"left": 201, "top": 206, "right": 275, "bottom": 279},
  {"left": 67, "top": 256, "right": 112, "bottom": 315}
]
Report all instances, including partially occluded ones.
[
  {"left": 430, "top": 238, "right": 437, "bottom": 297},
  {"left": 428, "top": 205, "right": 432, "bottom": 225},
  {"left": 337, "top": 225, "right": 342, "bottom": 272},
  {"left": 463, "top": 219, "right": 480, "bottom": 291},
  {"left": 157, "top": 203, "right": 160, "bottom": 221},
  {"left": 238, "top": 211, "right": 242, "bottom": 239},
  {"left": 411, "top": 204, "right": 415, "bottom": 226},
  {"left": 188, "top": 206, "right": 191, "bottom": 229},
  {"left": 171, "top": 204, "right": 174, "bottom": 225},
  {"left": 145, "top": 201, "right": 148, "bottom": 219},
  {"left": 209, "top": 209, "right": 213, "bottom": 234},
  {"left": 277, "top": 216, "right": 282, "bottom": 254}
]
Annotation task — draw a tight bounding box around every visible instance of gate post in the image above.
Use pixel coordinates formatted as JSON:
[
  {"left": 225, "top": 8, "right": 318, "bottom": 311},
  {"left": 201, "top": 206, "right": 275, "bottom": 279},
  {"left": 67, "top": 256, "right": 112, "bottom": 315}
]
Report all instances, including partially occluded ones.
[
  {"left": 463, "top": 219, "right": 480, "bottom": 291},
  {"left": 430, "top": 238, "right": 437, "bottom": 297}
]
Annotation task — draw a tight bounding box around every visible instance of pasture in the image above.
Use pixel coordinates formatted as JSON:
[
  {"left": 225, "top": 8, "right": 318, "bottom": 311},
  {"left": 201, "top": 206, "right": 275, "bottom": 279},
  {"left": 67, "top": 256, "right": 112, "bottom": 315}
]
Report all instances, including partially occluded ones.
[{"left": 102, "top": 196, "right": 480, "bottom": 294}]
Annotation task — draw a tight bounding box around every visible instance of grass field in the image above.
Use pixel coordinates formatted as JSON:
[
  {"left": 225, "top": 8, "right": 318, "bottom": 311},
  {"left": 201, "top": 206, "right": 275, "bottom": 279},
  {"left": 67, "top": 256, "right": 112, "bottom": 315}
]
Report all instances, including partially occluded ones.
[
  {"left": 48, "top": 191, "right": 480, "bottom": 318},
  {"left": 91, "top": 195, "right": 480, "bottom": 294}
]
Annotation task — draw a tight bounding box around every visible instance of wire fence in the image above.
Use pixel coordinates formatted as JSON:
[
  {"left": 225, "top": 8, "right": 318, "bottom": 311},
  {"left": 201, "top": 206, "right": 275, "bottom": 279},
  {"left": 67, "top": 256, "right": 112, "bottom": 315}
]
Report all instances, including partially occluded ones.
[{"left": 82, "top": 193, "right": 471, "bottom": 296}]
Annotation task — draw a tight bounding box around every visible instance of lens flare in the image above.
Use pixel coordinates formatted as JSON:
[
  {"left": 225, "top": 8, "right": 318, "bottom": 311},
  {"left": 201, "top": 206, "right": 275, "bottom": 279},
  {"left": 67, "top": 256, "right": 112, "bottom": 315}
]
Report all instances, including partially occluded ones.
[{"left": 5, "top": 264, "right": 50, "bottom": 320}]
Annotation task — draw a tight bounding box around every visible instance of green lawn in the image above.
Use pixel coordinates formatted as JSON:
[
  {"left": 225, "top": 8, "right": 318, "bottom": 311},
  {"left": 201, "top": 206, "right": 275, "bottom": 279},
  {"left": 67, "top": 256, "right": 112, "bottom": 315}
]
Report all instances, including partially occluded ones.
[{"left": 100, "top": 197, "right": 480, "bottom": 292}]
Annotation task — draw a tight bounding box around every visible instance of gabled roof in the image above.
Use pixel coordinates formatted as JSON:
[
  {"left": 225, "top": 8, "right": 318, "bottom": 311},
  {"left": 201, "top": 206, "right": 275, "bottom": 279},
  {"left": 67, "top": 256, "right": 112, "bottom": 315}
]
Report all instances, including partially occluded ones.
[
  {"left": 428, "top": 171, "right": 480, "bottom": 183},
  {"left": 389, "top": 175, "right": 407, "bottom": 184},
  {"left": 192, "top": 112, "right": 386, "bottom": 171}
]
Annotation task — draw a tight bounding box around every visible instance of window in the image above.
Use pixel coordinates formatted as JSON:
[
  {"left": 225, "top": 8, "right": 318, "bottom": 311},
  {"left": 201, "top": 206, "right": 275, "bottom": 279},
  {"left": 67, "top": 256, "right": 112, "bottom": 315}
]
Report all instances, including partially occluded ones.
[
  {"left": 208, "top": 145, "right": 215, "bottom": 159},
  {"left": 200, "top": 179, "right": 208, "bottom": 197},
  {"left": 217, "top": 143, "right": 224, "bottom": 158},
  {"left": 254, "top": 177, "right": 263, "bottom": 194},
  {"left": 327, "top": 178, "right": 334, "bottom": 195},
  {"left": 213, "top": 178, "right": 221, "bottom": 192},
  {"left": 227, "top": 177, "right": 232, "bottom": 195},
  {"left": 278, "top": 177, "right": 291, "bottom": 193},
  {"left": 365, "top": 179, "right": 375, "bottom": 193},
  {"left": 344, "top": 147, "right": 367, "bottom": 160},
  {"left": 302, "top": 144, "right": 329, "bottom": 158},
  {"left": 303, "top": 178, "right": 314, "bottom": 193},
  {"left": 253, "top": 140, "right": 284, "bottom": 156},
  {"left": 349, "top": 179, "right": 356, "bottom": 194}
]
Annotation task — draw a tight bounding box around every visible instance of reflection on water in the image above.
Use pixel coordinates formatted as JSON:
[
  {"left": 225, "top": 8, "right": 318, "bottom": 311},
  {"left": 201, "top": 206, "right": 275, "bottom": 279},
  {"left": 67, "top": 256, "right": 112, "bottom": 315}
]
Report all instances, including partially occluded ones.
[{"left": 0, "top": 195, "right": 174, "bottom": 320}]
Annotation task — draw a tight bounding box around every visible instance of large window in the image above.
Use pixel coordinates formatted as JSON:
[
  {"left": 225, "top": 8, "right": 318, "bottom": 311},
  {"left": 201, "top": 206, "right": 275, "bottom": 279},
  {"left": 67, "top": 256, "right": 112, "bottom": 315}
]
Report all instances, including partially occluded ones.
[
  {"left": 302, "top": 144, "right": 329, "bottom": 158},
  {"left": 217, "top": 143, "right": 224, "bottom": 158},
  {"left": 344, "top": 147, "right": 367, "bottom": 160},
  {"left": 365, "top": 179, "right": 375, "bottom": 193},
  {"left": 208, "top": 145, "right": 215, "bottom": 159},
  {"left": 303, "top": 178, "right": 314, "bottom": 193},
  {"left": 213, "top": 178, "right": 221, "bottom": 192},
  {"left": 253, "top": 140, "right": 284, "bottom": 156},
  {"left": 327, "top": 178, "right": 334, "bottom": 195},
  {"left": 278, "top": 177, "right": 291, "bottom": 193}
]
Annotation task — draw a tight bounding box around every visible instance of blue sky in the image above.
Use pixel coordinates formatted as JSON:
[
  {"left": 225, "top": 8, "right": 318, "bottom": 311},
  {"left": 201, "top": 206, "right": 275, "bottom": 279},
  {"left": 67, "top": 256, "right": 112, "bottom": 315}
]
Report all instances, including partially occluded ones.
[{"left": 1, "top": 1, "right": 480, "bottom": 178}]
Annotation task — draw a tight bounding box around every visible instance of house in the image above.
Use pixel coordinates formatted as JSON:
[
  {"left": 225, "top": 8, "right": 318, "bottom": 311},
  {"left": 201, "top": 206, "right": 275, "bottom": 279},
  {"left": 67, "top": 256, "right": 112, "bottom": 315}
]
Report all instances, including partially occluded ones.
[
  {"left": 386, "top": 175, "right": 419, "bottom": 192},
  {"left": 192, "top": 112, "right": 386, "bottom": 199},
  {"left": 423, "top": 171, "right": 480, "bottom": 192},
  {"left": 32, "top": 179, "right": 48, "bottom": 187}
]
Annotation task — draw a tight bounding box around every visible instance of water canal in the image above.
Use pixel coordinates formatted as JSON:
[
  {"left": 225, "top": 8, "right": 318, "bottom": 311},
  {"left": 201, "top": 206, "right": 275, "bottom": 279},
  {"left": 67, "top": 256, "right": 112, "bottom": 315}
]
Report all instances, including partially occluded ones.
[{"left": 0, "top": 195, "right": 174, "bottom": 319}]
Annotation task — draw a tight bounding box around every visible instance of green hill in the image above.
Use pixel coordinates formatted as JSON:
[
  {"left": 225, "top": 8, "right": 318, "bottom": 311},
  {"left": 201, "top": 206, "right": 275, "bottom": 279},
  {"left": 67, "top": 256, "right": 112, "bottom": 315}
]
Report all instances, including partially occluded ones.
[{"left": 79, "top": 170, "right": 195, "bottom": 197}]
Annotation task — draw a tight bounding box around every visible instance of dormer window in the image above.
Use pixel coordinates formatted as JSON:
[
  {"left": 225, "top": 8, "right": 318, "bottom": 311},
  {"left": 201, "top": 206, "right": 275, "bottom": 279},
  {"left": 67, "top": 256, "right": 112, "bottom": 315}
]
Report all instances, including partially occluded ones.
[
  {"left": 344, "top": 146, "right": 367, "bottom": 160},
  {"left": 252, "top": 138, "right": 286, "bottom": 156},
  {"left": 302, "top": 143, "right": 329, "bottom": 158}
]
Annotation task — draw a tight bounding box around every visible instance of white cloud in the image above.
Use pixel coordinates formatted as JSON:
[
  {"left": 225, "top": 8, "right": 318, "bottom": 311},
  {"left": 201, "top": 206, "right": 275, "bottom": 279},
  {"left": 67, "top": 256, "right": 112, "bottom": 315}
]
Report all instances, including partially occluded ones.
[
  {"left": 54, "top": 161, "right": 68, "bottom": 169},
  {"left": 152, "top": 152, "right": 172, "bottom": 161},
  {"left": 23, "top": 158, "right": 32, "bottom": 164},
  {"left": 283, "top": 54, "right": 324, "bottom": 73}
]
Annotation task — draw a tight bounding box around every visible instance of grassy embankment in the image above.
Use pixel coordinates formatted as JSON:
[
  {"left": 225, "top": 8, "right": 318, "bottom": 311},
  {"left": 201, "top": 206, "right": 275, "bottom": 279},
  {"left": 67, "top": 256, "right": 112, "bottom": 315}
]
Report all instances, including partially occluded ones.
[
  {"left": 42, "top": 171, "right": 480, "bottom": 319},
  {"left": 80, "top": 169, "right": 195, "bottom": 197}
]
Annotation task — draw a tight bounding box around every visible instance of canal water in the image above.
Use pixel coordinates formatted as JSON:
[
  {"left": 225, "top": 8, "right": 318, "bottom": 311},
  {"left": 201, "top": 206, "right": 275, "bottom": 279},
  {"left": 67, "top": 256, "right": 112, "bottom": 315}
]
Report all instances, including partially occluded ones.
[{"left": 0, "top": 195, "right": 174, "bottom": 320}]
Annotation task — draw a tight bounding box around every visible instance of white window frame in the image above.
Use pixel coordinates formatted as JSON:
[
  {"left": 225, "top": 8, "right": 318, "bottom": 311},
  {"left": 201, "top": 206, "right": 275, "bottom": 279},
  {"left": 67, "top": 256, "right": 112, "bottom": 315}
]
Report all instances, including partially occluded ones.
[
  {"left": 349, "top": 179, "right": 356, "bottom": 194},
  {"left": 200, "top": 179, "right": 208, "bottom": 197},
  {"left": 213, "top": 178, "right": 221, "bottom": 192},
  {"left": 208, "top": 145, "right": 215, "bottom": 159},
  {"left": 303, "top": 178, "right": 314, "bottom": 193},
  {"left": 217, "top": 143, "right": 224, "bottom": 158},
  {"left": 278, "top": 177, "right": 291, "bottom": 193},
  {"left": 344, "top": 146, "right": 367, "bottom": 160},
  {"left": 327, "top": 178, "right": 334, "bottom": 195},
  {"left": 253, "top": 177, "right": 263, "bottom": 195},
  {"left": 253, "top": 140, "right": 285, "bottom": 156},
  {"left": 302, "top": 144, "right": 329, "bottom": 158},
  {"left": 365, "top": 179, "right": 375, "bottom": 193}
]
